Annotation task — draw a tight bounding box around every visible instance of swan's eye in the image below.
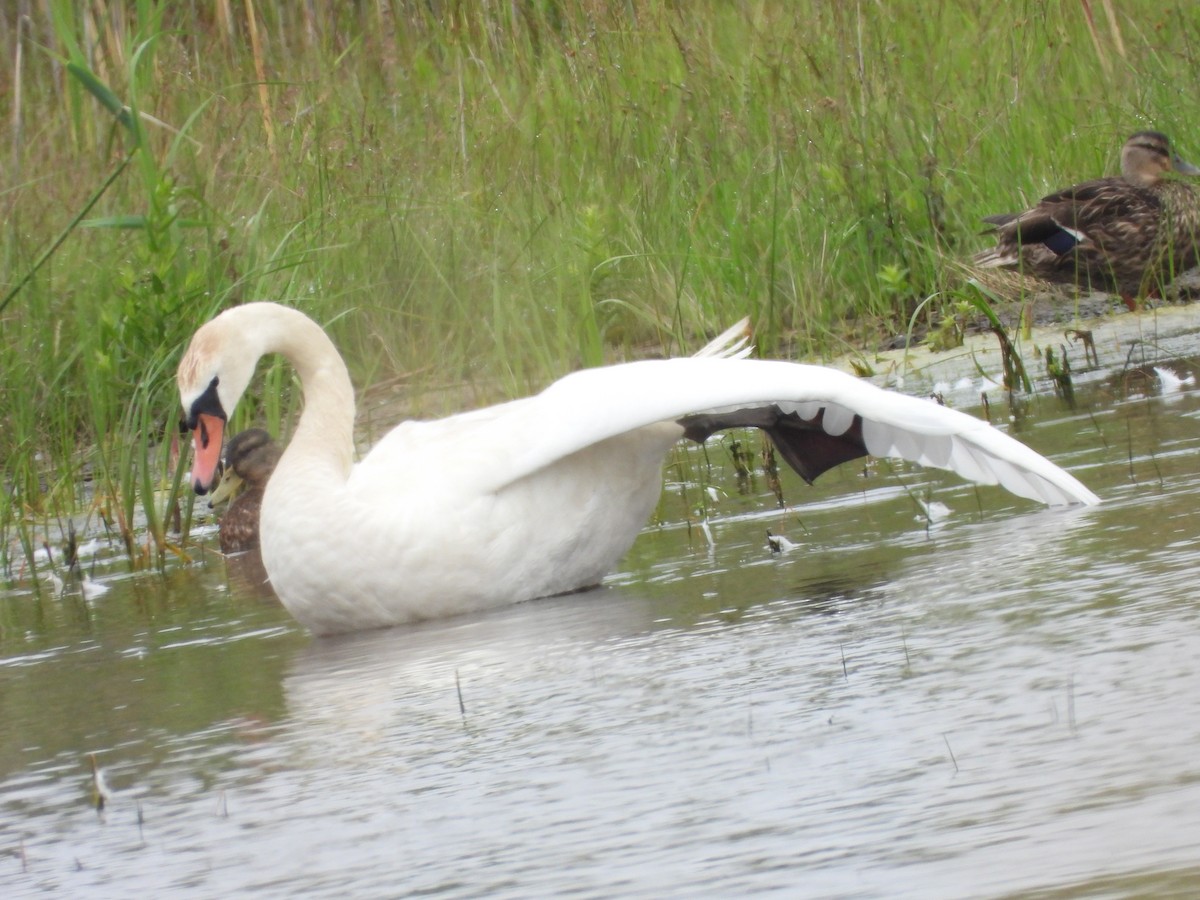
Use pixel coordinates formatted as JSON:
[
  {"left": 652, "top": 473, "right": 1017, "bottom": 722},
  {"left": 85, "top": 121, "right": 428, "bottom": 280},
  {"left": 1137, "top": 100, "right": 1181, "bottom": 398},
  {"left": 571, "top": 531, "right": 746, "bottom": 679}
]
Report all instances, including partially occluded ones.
[{"left": 185, "top": 376, "right": 226, "bottom": 431}]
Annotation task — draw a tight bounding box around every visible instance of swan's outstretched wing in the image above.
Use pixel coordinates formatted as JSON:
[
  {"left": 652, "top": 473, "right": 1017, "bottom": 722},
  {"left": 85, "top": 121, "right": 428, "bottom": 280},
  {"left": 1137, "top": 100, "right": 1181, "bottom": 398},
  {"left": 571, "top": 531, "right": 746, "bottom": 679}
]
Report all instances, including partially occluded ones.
[{"left": 491, "top": 357, "right": 1099, "bottom": 506}]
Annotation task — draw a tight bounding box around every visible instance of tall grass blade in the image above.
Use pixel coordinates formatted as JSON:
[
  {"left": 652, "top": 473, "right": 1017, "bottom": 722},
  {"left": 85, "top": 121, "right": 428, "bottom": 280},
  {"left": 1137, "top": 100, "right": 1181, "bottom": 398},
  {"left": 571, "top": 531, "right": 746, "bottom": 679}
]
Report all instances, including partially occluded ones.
[
  {"left": 66, "top": 61, "right": 135, "bottom": 132},
  {"left": 0, "top": 150, "right": 134, "bottom": 315}
]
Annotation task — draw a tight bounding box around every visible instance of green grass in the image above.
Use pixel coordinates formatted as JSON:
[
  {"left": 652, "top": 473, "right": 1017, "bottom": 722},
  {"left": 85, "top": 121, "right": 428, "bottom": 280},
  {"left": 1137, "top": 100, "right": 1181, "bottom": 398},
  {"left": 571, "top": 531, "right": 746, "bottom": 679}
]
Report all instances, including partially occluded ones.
[{"left": 1, "top": 0, "right": 1198, "bottom": 567}]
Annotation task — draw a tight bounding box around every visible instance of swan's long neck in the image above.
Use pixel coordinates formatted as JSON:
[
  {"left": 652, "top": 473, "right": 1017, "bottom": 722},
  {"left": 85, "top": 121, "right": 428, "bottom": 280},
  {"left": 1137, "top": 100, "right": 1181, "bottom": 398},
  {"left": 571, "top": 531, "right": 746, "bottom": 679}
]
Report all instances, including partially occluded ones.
[{"left": 254, "top": 305, "right": 356, "bottom": 483}]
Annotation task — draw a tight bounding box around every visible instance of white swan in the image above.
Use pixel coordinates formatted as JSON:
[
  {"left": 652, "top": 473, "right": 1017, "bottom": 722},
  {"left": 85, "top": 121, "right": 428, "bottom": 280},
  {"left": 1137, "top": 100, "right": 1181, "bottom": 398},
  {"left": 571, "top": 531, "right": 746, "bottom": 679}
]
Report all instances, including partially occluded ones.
[{"left": 178, "top": 303, "right": 1099, "bottom": 634}]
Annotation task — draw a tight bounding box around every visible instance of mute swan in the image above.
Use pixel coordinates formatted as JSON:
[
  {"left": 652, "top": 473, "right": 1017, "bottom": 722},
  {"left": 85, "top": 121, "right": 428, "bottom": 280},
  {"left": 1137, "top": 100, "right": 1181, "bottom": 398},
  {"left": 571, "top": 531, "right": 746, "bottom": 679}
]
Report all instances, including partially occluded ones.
[
  {"left": 179, "top": 302, "right": 1099, "bottom": 634},
  {"left": 209, "top": 428, "right": 282, "bottom": 554}
]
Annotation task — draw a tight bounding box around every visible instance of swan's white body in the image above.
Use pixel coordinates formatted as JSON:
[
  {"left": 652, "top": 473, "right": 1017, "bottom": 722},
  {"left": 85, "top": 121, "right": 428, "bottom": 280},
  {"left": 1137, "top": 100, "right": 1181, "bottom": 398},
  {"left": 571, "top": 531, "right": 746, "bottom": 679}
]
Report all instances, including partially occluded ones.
[{"left": 178, "top": 303, "right": 1099, "bottom": 634}]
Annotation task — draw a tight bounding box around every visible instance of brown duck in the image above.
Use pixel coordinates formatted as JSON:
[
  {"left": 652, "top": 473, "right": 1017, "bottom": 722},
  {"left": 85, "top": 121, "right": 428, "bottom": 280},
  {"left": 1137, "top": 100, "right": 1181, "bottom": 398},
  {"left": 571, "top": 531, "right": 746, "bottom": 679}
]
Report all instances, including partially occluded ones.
[
  {"left": 209, "top": 428, "right": 282, "bottom": 554},
  {"left": 974, "top": 131, "right": 1200, "bottom": 307}
]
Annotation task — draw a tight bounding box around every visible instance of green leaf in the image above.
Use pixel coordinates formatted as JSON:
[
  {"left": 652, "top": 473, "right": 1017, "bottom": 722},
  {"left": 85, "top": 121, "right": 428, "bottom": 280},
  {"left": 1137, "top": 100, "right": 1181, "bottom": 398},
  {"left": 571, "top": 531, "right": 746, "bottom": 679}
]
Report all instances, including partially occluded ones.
[
  {"left": 65, "top": 62, "right": 136, "bottom": 135},
  {"left": 80, "top": 215, "right": 149, "bottom": 229}
]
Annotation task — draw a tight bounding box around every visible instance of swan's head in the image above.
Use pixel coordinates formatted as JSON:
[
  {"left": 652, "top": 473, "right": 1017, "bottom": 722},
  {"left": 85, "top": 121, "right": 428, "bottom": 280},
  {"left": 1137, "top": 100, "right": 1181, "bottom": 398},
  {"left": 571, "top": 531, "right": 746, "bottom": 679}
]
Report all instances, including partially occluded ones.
[{"left": 178, "top": 308, "right": 264, "bottom": 494}]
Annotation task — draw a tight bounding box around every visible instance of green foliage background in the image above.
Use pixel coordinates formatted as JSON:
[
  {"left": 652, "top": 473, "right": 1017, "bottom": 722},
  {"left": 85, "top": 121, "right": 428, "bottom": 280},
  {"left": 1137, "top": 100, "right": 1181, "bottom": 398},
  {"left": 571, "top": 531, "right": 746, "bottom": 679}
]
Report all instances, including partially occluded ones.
[{"left": 1, "top": 0, "right": 1196, "bottom": 560}]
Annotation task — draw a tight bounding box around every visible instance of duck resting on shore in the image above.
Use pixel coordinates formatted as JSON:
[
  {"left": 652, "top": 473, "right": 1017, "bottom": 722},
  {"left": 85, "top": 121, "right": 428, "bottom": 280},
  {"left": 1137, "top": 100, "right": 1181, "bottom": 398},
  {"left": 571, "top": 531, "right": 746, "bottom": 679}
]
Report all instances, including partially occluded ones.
[
  {"left": 178, "top": 303, "right": 1099, "bottom": 635},
  {"left": 974, "top": 131, "right": 1200, "bottom": 308}
]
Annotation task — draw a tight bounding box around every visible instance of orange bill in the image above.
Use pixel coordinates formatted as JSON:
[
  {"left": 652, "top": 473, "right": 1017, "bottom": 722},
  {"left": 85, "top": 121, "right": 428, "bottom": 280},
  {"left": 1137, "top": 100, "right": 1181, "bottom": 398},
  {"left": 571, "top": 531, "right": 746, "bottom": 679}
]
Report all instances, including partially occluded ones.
[{"left": 191, "top": 412, "right": 226, "bottom": 494}]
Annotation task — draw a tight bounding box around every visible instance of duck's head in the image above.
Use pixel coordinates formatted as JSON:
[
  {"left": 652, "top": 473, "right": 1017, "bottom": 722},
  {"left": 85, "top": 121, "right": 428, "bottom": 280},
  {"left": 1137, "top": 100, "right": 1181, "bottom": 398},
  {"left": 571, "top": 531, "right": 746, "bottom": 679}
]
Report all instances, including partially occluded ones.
[
  {"left": 178, "top": 309, "right": 263, "bottom": 495},
  {"left": 1121, "top": 131, "right": 1200, "bottom": 187},
  {"left": 207, "top": 428, "right": 281, "bottom": 511},
  {"left": 226, "top": 428, "right": 282, "bottom": 485}
]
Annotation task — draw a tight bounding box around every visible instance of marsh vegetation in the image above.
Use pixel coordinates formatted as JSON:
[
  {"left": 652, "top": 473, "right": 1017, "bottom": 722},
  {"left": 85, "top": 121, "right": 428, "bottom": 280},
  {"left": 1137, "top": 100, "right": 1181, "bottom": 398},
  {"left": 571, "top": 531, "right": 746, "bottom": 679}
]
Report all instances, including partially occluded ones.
[{"left": 1, "top": 1, "right": 1195, "bottom": 569}]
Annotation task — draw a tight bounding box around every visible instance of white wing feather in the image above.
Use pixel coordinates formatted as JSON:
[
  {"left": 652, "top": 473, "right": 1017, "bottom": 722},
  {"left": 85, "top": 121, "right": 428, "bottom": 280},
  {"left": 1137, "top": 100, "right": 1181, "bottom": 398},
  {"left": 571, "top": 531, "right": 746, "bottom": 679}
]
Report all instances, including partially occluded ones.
[{"left": 483, "top": 357, "right": 1098, "bottom": 506}]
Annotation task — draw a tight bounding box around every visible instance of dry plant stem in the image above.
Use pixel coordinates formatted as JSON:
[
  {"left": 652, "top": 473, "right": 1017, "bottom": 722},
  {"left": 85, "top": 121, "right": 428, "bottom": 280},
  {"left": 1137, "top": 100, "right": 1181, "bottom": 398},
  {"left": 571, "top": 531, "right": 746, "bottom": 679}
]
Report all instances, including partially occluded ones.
[
  {"left": 10, "top": 8, "right": 23, "bottom": 179},
  {"left": 243, "top": 0, "right": 275, "bottom": 158}
]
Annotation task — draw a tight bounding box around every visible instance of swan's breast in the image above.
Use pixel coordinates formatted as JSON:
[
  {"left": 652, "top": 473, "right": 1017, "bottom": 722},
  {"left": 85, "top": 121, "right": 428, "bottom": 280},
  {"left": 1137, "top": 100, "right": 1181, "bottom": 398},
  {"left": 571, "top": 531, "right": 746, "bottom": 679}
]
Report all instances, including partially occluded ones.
[{"left": 260, "top": 419, "right": 680, "bottom": 634}]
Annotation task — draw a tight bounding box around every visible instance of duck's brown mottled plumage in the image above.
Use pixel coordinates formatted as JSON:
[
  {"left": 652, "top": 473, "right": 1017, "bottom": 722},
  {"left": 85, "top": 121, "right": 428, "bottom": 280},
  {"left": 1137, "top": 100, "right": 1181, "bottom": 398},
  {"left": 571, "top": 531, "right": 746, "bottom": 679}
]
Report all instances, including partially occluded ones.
[
  {"left": 974, "top": 131, "right": 1200, "bottom": 303},
  {"left": 215, "top": 428, "right": 281, "bottom": 554}
]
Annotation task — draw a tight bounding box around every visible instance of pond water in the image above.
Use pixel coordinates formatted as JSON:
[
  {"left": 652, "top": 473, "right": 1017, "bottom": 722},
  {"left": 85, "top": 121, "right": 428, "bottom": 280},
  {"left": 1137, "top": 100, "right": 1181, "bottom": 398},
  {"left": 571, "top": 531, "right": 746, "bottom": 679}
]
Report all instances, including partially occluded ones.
[{"left": 4, "top": 339, "right": 1200, "bottom": 897}]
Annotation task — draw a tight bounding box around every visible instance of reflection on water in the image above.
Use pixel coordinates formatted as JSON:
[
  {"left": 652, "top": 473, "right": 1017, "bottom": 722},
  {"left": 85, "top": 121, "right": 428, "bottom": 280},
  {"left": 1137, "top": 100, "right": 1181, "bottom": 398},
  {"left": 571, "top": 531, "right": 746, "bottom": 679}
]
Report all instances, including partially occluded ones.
[{"left": 4, "top": 362, "right": 1200, "bottom": 897}]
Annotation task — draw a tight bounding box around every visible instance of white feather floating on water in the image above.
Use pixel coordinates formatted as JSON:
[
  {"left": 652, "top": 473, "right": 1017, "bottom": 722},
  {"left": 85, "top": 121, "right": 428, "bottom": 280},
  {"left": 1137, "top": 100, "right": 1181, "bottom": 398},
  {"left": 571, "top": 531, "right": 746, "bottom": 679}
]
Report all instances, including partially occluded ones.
[
  {"left": 766, "top": 530, "right": 800, "bottom": 554},
  {"left": 81, "top": 576, "right": 110, "bottom": 602},
  {"left": 1154, "top": 366, "right": 1195, "bottom": 394},
  {"left": 916, "top": 499, "right": 952, "bottom": 524}
]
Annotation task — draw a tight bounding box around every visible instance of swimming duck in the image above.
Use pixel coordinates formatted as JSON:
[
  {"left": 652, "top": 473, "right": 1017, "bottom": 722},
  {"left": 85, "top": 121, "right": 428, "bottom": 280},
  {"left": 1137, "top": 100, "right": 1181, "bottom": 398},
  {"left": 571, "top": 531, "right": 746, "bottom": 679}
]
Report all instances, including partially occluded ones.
[
  {"left": 178, "top": 302, "right": 1099, "bottom": 635},
  {"left": 209, "top": 428, "right": 282, "bottom": 554},
  {"left": 974, "top": 131, "right": 1200, "bottom": 306}
]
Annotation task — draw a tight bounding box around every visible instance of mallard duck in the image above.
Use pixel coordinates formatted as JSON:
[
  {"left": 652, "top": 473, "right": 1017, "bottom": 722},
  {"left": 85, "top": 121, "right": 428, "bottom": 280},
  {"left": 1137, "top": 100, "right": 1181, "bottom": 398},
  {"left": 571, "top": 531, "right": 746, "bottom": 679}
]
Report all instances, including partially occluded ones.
[
  {"left": 178, "top": 303, "right": 1098, "bottom": 635},
  {"left": 974, "top": 131, "right": 1200, "bottom": 306},
  {"left": 208, "top": 428, "right": 281, "bottom": 554}
]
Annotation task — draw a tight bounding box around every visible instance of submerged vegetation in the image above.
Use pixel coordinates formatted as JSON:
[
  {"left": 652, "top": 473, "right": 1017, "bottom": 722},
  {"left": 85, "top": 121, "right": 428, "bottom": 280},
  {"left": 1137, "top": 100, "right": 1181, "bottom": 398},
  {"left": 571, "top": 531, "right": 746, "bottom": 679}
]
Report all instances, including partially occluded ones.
[{"left": 1, "top": 1, "right": 1197, "bottom": 570}]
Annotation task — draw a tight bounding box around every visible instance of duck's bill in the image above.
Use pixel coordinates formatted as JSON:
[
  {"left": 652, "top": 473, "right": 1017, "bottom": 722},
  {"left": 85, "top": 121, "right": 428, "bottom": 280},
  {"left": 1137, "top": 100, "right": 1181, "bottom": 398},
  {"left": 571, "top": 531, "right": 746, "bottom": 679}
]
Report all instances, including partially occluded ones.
[
  {"left": 1173, "top": 154, "right": 1200, "bottom": 176},
  {"left": 207, "top": 470, "right": 244, "bottom": 511},
  {"left": 191, "top": 413, "right": 225, "bottom": 495}
]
